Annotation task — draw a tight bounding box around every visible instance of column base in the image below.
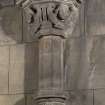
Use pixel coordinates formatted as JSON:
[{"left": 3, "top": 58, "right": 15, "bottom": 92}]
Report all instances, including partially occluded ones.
[
  {"left": 35, "top": 97, "right": 67, "bottom": 105},
  {"left": 33, "top": 90, "right": 68, "bottom": 105}
]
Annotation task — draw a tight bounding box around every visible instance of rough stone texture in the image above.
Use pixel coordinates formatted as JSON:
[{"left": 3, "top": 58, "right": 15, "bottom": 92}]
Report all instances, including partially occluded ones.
[
  {"left": 94, "top": 89, "right": 105, "bottom": 105},
  {"left": 0, "top": 0, "right": 105, "bottom": 105},
  {"left": 71, "top": 2, "right": 85, "bottom": 38},
  {"left": 24, "top": 42, "right": 39, "bottom": 92},
  {"left": 64, "top": 38, "right": 82, "bottom": 90},
  {"left": 65, "top": 36, "right": 105, "bottom": 90},
  {"left": 86, "top": 37, "right": 105, "bottom": 89},
  {"left": 22, "top": 0, "right": 84, "bottom": 42},
  {"left": 0, "top": 7, "right": 22, "bottom": 45},
  {"left": 86, "top": 0, "right": 105, "bottom": 36},
  {"left": 35, "top": 36, "right": 67, "bottom": 100},
  {"left": 9, "top": 44, "right": 25, "bottom": 93},
  {"left": 9, "top": 43, "right": 38, "bottom": 94},
  {"left": 0, "top": 0, "right": 14, "bottom": 7},
  {"left": 26, "top": 94, "right": 34, "bottom": 105},
  {"left": 26, "top": 90, "right": 93, "bottom": 105},
  {"left": 69, "top": 90, "right": 93, "bottom": 105},
  {"left": 0, "top": 46, "right": 9, "bottom": 94},
  {"left": 23, "top": 1, "right": 79, "bottom": 38},
  {"left": 38, "top": 36, "right": 64, "bottom": 91},
  {"left": 0, "top": 95, "right": 25, "bottom": 105}
]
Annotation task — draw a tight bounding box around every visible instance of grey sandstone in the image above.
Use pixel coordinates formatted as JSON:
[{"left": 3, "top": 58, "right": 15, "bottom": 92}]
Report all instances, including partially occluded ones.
[
  {"left": 0, "top": 46, "right": 9, "bottom": 94},
  {"left": 0, "top": 0, "right": 105, "bottom": 105},
  {"left": 16, "top": 0, "right": 83, "bottom": 105}
]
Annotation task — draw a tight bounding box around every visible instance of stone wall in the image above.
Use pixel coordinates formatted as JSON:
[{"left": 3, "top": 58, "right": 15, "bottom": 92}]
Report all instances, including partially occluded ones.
[{"left": 0, "top": 0, "right": 105, "bottom": 105}]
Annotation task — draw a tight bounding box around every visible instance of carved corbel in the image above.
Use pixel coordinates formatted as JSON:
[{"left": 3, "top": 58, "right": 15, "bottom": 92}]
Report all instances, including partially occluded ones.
[{"left": 17, "top": 0, "right": 82, "bottom": 39}]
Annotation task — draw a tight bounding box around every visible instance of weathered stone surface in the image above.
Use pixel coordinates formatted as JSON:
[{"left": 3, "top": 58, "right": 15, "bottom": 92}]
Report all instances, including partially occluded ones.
[
  {"left": 37, "top": 36, "right": 66, "bottom": 98},
  {"left": 37, "top": 101, "right": 66, "bottom": 105},
  {"left": 26, "top": 94, "right": 34, "bottom": 105},
  {"left": 0, "top": 0, "right": 14, "bottom": 7},
  {"left": 22, "top": 0, "right": 83, "bottom": 42},
  {"left": 24, "top": 42, "right": 38, "bottom": 92},
  {"left": 0, "top": 95, "right": 25, "bottom": 105},
  {"left": 9, "top": 44, "right": 25, "bottom": 93},
  {"left": 27, "top": 95, "right": 67, "bottom": 105},
  {"left": 9, "top": 43, "right": 38, "bottom": 94},
  {"left": 65, "top": 36, "right": 105, "bottom": 90},
  {"left": 86, "top": 37, "right": 105, "bottom": 89},
  {"left": 64, "top": 38, "right": 82, "bottom": 90},
  {"left": 94, "top": 89, "right": 105, "bottom": 105},
  {"left": 0, "top": 7, "right": 22, "bottom": 45},
  {"left": 86, "top": 0, "right": 105, "bottom": 36},
  {"left": 21, "top": 0, "right": 82, "bottom": 38},
  {"left": 38, "top": 36, "right": 64, "bottom": 89},
  {"left": 79, "top": 1, "right": 85, "bottom": 36},
  {"left": 22, "top": 1, "right": 78, "bottom": 38},
  {"left": 69, "top": 90, "right": 93, "bottom": 105},
  {"left": 0, "top": 46, "right": 9, "bottom": 94},
  {"left": 26, "top": 90, "right": 93, "bottom": 105},
  {"left": 71, "top": 2, "right": 85, "bottom": 38}
]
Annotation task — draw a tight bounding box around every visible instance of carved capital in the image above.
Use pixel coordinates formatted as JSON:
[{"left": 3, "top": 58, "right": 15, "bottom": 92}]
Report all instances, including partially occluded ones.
[{"left": 17, "top": 0, "right": 82, "bottom": 38}]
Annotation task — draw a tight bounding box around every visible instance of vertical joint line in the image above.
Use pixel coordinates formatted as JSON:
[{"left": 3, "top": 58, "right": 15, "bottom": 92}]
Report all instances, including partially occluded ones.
[
  {"left": 93, "top": 89, "right": 95, "bottom": 105},
  {"left": 21, "top": 8, "right": 24, "bottom": 43},
  {"left": 8, "top": 46, "right": 11, "bottom": 94}
]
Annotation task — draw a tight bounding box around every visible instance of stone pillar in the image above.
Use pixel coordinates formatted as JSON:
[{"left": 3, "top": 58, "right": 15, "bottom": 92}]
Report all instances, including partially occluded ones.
[
  {"left": 17, "top": 0, "right": 82, "bottom": 104},
  {"left": 36, "top": 36, "right": 67, "bottom": 105}
]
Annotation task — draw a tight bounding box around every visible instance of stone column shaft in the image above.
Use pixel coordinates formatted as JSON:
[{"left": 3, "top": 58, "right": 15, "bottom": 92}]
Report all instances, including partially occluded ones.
[
  {"left": 36, "top": 35, "right": 67, "bottom": 105},
  {"left": 38, "top": 36, "right": 65, "bottom": 96}
]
